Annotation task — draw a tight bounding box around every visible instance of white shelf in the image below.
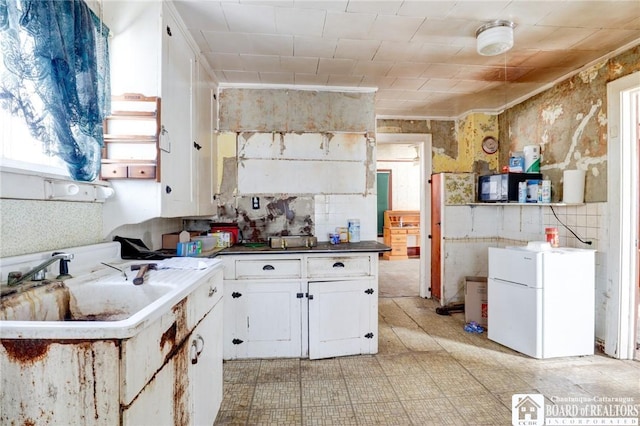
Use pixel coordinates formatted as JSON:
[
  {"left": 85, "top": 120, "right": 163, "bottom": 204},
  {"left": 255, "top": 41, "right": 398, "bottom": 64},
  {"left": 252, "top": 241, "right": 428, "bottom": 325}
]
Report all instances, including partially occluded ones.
[{"left": 468, "top": 202, "right": 585, "bottom": 207}]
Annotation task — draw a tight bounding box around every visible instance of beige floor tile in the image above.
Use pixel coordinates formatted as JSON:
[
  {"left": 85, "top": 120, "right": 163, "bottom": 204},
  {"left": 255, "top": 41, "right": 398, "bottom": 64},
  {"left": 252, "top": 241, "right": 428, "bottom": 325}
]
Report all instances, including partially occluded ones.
[
  {"left": 377, "top": 324, "right": 411, "bottom": 354},
  {"left": 469, "top": 369, "right": 533, "bottom": 393},
  {"left": 302, "top": 405, "right": 357, "bottom": 425},
  {"left": 300, "top": 358, "right": 343, "bottom": 381},
  {"left": 428, "top": 370, "right": 490, "bottom": 397},
  {"left": 214, "top": 409, "right": 250, "bottom": 425},
  {"left": 301, "top": 379, "right": 351, "bottom": 407},
  {"left": 387, "top": 373, "right": 443, "bottom": 400},
  {"left": 252, "top": 382, "right": 301, "bottom": 410},
  {"left": 345, "top": 376, "right": 398, "bottom": 404},
  {"left": 413, "top": 350, "right": 464, "bottom": 373},
  {"left": 257, "top": 358, "right": 300, "bottom": 383},
  {"left": 402, "top": 397, "right": 467, "bottom": 425},
  {"left": 392, "top": 326, "right": 443, "bottom": 352},
  {"left": 339, "top": 355, "right": 384, "bottom": 377},
  {"left": 248, "top": 407, "right": 302, "bottom": 425},
  {"left": 448, "top": 394, "right": 511, "bottom": 425},
  {"left": 220, "top": 382, "right": 254, "bottom": 411},
  {"left": 377, "top": 352, "right": 425, "bottom": 376},
  {"left": 352, "top": 401, "right": 412, "bottom": 425},
  {"left": 223, "top": 359, "right": 261, "bottom": 383}
]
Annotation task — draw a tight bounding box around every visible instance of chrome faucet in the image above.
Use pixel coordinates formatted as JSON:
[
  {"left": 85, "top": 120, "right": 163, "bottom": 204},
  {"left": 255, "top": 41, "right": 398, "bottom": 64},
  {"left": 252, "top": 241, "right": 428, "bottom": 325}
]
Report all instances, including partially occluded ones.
[{"left": 7, "top": 252, "right": 74, "bottom": 286}]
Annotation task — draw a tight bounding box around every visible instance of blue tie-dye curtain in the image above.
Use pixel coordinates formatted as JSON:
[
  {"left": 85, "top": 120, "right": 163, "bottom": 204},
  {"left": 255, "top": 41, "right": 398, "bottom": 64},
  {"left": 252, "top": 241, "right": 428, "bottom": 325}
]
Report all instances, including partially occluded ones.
[{"left": 0, "top": 0, "right": 110, "bottom": 181}]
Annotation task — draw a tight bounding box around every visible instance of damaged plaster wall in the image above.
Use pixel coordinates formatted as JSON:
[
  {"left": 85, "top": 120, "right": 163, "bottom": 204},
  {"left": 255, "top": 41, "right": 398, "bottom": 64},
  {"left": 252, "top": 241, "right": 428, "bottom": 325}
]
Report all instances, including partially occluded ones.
[
  {"left": 500, "top": 45, "right": 640, "bottom": 203},
  {"left": 216, "top": 88, "right": 377, "bottom": 241},
  {"left": 377, "top": 113, "right": 500, "bottom": 176}
]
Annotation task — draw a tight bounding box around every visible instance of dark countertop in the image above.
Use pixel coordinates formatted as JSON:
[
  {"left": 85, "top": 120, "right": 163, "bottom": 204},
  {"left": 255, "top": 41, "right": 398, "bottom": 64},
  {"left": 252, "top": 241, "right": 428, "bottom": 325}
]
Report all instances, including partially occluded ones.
[{"left": 213, "top": 241, "right": 390, "bottom": 256}]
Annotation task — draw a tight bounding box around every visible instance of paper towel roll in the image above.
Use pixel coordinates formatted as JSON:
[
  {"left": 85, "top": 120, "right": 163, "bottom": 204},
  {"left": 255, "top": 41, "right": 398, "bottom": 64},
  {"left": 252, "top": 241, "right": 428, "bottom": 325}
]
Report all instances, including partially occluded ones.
[{"left": 563, "top": 170, "right": 586, "bottom": 203}]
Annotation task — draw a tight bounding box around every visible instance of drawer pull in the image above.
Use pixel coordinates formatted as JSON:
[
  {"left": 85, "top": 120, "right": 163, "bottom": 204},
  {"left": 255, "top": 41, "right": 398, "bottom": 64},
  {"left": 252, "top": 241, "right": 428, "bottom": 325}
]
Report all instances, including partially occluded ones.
[
  {"left": 208, "top": 286, "right": 217, "bottom": 297},
  {"left": 232, "top": 339, "right": 244, "bottom": 345},
  {"left": 332, "top": 262, "right": 345, "bottom": 268},
  {"left": 262, "top": 264, "right": 275, "bottom": 271},
  {"left": 232, "top": 292, "right": 242, "bottom": 298},
  {"left": 365, "top": 288, "right": 375, "bottom": 295}
]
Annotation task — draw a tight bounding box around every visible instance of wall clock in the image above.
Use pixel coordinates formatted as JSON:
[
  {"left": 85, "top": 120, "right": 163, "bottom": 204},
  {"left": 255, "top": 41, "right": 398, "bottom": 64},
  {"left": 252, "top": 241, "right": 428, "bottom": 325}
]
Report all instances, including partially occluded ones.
[{"left": 482, "top": 136, "right": 499, "bottom": 154}]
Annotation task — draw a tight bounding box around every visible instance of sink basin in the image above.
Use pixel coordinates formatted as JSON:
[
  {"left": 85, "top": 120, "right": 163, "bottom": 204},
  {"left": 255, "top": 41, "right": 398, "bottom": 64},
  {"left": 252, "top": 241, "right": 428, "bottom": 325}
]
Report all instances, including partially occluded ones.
[
  {"left": 0, "top": 261, "right": 221, "bottom": 340},
  {"left": 0, "top": 276, "right": 173, "bottom": 322}
]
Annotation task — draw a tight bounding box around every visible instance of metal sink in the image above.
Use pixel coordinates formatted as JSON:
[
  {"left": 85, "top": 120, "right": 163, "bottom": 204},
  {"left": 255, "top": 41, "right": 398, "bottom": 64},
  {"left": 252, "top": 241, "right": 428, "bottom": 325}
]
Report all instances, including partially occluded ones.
[{"left": 268, "top": 235, "right": 317, "bottom": 249}]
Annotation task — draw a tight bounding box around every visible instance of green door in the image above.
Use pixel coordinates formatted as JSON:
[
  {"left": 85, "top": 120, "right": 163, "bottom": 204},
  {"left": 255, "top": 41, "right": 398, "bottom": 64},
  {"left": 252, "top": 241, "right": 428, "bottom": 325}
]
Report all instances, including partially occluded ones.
[{"left": 377, "top": 171, "right": 391, "bottom": 236}]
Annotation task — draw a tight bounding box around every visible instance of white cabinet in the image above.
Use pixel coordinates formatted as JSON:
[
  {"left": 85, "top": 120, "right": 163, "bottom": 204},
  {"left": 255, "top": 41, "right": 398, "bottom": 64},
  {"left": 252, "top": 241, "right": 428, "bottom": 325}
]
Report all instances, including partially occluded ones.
[
  {"left": 102, "top": 2, "right": 216, "bottom": 233},
  {"left": 122, "top": 268, "right": 224, "bottom": 425},
  {"left": 222, "top": 252, "right": 378, "bottom": 360},
  {"left": 224, "top": 280, "right": 303, "bottom": 358}
]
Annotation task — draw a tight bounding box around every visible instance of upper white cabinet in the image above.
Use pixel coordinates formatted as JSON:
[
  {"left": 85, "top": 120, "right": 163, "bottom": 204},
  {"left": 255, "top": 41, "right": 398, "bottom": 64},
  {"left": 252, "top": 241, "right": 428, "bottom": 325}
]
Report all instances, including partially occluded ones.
[
  {"left": 102, "top": 2, "right": 217, "bottom": 233},
  {"left": 236, "top": 132, "right": 368, "bottom": 194}
]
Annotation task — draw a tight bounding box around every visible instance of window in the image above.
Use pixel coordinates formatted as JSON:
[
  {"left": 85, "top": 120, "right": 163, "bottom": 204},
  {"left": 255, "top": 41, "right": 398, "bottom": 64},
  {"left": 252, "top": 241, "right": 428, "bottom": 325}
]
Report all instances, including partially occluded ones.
[{"left": 0, "top": 0, "right": 110, "bottom": 181}]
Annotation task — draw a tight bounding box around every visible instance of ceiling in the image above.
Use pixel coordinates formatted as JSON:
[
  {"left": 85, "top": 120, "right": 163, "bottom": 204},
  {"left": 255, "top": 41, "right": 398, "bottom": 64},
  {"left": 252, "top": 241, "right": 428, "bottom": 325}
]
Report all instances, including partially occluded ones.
[{"left": 172, "top": 0, "right": 640, "bottom": 119}]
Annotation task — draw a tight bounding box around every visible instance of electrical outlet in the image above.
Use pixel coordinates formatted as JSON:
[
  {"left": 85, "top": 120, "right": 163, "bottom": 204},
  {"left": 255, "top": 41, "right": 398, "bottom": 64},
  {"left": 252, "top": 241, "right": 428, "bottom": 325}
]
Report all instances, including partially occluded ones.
[{"left": 251, "top": 196, "right": 260, "bottom": 209}]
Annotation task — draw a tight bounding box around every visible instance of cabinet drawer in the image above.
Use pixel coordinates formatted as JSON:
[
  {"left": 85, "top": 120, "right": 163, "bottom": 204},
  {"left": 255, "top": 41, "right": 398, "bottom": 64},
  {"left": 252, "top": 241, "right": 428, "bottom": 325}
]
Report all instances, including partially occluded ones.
[
  {"left": 235, "top": 259, "right": 301, "bottom": 279},
  {"left": 307, "top": 256, "right": 371, "bottom": 278},
  {"left": 128, "top": 165, "right": 156, "bottom": 179},
  {"left": 406, "top": 228, "right": 419, "bottom": 235},
  {"left": 188, "top": 268, "right": 223, "bottom": 330},
  {"left": 101, "top": 164, "right": 128, "bottom": 178},
  {"left": 390, "top": 234, "right": 407, "bottom": 243}
]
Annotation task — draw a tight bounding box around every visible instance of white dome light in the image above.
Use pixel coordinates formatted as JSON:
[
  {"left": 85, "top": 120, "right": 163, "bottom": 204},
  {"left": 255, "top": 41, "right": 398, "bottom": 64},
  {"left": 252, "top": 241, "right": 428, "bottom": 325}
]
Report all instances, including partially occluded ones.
[{"left": 476, "top": 20, "right": 515, "bottom": 56}]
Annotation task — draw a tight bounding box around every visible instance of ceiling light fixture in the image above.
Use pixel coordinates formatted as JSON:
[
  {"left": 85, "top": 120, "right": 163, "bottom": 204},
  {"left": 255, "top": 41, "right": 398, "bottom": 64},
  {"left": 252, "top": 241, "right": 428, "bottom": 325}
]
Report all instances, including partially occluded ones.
[{"left": 476, "top": 20, "right": 515, "bottom": 56}]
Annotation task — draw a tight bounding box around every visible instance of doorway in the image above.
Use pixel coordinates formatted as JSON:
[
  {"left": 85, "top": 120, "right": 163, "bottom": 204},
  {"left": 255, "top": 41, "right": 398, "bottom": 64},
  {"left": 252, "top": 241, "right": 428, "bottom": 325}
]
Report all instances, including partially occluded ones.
[
  {"left": 376, "top": 170, "right": 391, "bottom": 237},
  {"left": 376, "top": 134, "right": 432, "bottom": 298},
  {"left": 606, "top": 72, "right": 640, "bottom": 360}
]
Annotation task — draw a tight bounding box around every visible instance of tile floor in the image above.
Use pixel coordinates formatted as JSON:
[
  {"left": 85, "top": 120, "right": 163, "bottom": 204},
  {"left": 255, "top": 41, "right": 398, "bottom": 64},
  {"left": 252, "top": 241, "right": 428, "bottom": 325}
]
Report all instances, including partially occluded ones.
[{"left": 215, "top": 259, "right": 640, "bottom": 425}]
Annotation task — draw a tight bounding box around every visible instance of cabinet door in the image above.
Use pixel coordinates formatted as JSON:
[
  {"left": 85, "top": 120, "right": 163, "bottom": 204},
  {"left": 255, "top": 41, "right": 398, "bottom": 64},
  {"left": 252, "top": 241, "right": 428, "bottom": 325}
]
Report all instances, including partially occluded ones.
[
  {"left": 224, "top": 280, "right": 302, "bottom": 359},
  {"left": 160, "top": 8, "right": 196, "bottom": 217},
  {"left": 190, "top": 301, "right": 223, "bottom": 425},
  {"left": 195, "top": 59, "right": 215, "bottom": 216},
  {"left": 308, "top": 279, "right": 377, "bottom": 360}
]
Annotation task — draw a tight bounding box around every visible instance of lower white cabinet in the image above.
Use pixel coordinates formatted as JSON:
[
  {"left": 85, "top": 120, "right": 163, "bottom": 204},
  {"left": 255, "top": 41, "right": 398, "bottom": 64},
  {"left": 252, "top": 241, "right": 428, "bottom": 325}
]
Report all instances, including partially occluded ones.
[
  {"left": 123, "top": 268, "right": 224, "bottom": 425},
  {"left": 222, "top": 252, "right": 378, "bottom": 360},
  {"left": 308, "top": 279, "right": 377, "bottom": 360}
]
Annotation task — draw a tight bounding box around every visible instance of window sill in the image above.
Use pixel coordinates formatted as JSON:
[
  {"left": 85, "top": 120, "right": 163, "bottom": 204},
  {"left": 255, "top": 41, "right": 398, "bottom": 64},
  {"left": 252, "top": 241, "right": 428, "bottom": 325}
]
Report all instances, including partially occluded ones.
[{"left": 0, "top": 165, "right": 114, "bottom": 203}]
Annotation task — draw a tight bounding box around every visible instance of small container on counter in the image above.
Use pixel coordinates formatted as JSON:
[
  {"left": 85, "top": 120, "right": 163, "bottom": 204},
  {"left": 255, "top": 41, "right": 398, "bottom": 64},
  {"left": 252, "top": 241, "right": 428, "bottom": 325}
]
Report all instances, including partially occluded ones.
[
  {"left": 329, "top": 233, "right": 340, "bottom": 245},
  {"left": 545, "top": 227, "right": 559, "bottom": 248},
  {"left": 541, "top": 180, "right": 551, "bottom": 203},
  {"left": 337, "top": 227, "right": 349, "bottom": 243},
  {"left": 518, "top": 181, "right": 527, "bottom": 203},
  {"left": 347, "top": 219, "right": 360, "bottom": 243}
]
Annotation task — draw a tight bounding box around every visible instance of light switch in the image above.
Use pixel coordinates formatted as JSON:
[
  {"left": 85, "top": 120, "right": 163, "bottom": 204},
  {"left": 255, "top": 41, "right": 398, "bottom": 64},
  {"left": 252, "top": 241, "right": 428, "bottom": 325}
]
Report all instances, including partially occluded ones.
[{"left": 251, "top": 197, "right": 260, "bottom": 209}]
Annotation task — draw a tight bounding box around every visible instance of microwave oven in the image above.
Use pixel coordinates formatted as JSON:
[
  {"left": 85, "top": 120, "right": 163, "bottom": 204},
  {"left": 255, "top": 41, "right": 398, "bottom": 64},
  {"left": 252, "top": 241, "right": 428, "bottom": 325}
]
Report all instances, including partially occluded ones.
[{"left": 478, "top": 172, "right": 542, "bottom": 202}]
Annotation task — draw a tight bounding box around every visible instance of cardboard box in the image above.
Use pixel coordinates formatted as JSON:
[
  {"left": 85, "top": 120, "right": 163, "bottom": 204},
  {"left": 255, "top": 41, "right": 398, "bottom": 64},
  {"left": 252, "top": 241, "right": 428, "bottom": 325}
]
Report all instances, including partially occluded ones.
[
  {"left": 465, "top": 276, "right": 487, "bottom": 327},
  {"left": 162, "top": 231, "right": 200, "bottom": 250}
]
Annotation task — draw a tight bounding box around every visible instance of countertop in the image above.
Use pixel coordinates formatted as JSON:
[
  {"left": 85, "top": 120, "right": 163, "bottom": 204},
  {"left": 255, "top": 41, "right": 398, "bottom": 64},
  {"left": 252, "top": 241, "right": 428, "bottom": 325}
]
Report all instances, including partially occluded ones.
[{"left": 213, "top": 240, "right": 390, "bottom": 256}]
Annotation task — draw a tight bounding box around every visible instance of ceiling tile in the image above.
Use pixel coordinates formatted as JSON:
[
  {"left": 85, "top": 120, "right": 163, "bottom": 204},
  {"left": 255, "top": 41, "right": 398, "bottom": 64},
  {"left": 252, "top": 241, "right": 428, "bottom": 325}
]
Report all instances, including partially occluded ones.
[
  {"left": 537, "top": 1, "right": 640, "bottom": 29},
  {"left": 221, "top": 3, "right": 277, "bottom": 33},
  {"left": 239, "top": 54, "right": 282, "bottom": 72},
  {"left": 317, "top": 58, "right": 355, "bottom": 74},
  {"left": 247, "top": 33, "right": 294, "bottom": 55},
  {"left": 420, "top": 78, "right": 459, "bottom": 92},
  {"left": 572, "top": 29, "right": 640, "bottom": 51},
  {"left": 536, "top": 27, "right": 599, "bottom": 50},
  {"left": 173, "top": 1, "right": 228, "bottom": 31},
  {"left": 390, "top": 78, "right": 427, "bottom": 90},
  {"left": 396, "top": 1, "right": 455, "bottom": 19},
  {"left": 411, "top": 18, "right": 478, "bottom": 45},
  {"left": 387, "top": 62, "right": 429, "bottom": 78},
  {"left": 500, "top": 1, "right": 560, "bottom": 25},
  {"left": 323, "top": 11, "right": 376, "bottom": 39},
  {"left": 275, "top": 7, "right": 326, "bottom": 37},
  {"left": 294, "top": 73, "right": 329, "bottom": 85},
  {"left": 360, "top": 75, "right": 396, "bottom": 89},
  {"left": 368, "top": 15, "right": 425, "bottom": 42},
  {"left": 446, "top": 1, "right": 511, "bottom": 21},
  {"left": 259, "top": 72, "right": 295, "bottom": 84},
  {"left": 449, "top": 80, "right": 493, "bottom": 93},
  {"left": 326, "top": 74, "right": 364, "bottom": 86},
  {"left": 206, "top": 52, "right": 244, "bottom": 71},
  {"left": 353, "top": 60, "right": 394, "bottom": 76},
  {"left": 335, "top": 39, "right": 381, "bottom": 60},
  {"left": 222, "top": 70, "right": 261, "bottom": 83},
  {"left": 280, "top": 56, "right": 319, "bottom": 73},
  {"left": 294, "top": 36, "right": 337, "bottom": 57},
  {"left": 373, "top": 41, "right": 425, "bottom": 61},
  {"left": 202, "top": 32, "right": 254, "bottom": 54},
  {"left": 293, "top": 1, "right": 348, "bottom": 12},
  {"left": 345, "top": 1, "right": 401, "bottom": 14},
  {"left": 420, "top": 63, "right": 462, "bottom": 79}
]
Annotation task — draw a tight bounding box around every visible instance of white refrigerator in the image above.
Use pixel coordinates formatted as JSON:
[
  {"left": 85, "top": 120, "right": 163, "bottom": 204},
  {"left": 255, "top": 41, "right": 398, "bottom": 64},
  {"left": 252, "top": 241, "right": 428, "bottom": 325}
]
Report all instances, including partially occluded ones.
[{"left": 488, "top": 246, "right": 595, "bottom": 359}]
